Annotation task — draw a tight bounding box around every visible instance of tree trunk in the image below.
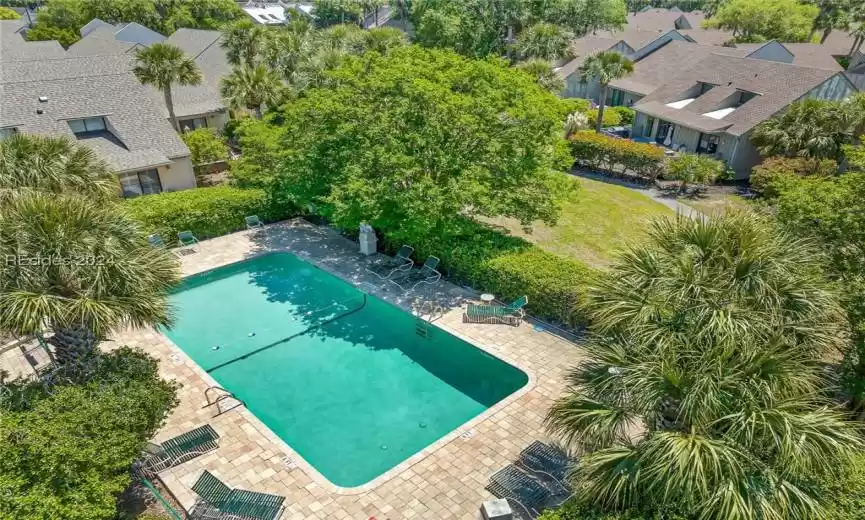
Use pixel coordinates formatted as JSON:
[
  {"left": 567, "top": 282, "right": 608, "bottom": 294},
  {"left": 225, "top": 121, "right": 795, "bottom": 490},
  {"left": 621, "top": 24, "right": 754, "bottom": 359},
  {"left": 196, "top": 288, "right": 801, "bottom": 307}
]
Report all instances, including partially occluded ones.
[
  {"left": 821, "top": 27, "right": 832, "bottom": 44},
  {"left": 596, "top": 85, "right": 608, "bottom": 133},
  {"left": 374, "top": 6, "right": 379, "bottom": 26},
  {"left": 48, "top": 323, "right": 100, "bottom": 371},
  {"left": 164, "top": 87, "right": 179, "bottom": 132}
]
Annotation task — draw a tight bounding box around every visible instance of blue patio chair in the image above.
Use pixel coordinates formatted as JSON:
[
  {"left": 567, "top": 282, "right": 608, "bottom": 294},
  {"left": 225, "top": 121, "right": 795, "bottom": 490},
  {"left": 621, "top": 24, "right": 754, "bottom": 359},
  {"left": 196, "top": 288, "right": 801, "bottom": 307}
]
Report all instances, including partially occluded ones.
[
  {"left": 487, "top": 465, "right": 551, "bottom": 518},
  {"left": 245, "top": 215, "right": 263, "bottom": 230},
  {"left": 390, "top": 255, "right": 441, "bottom": 292},
  {"left": 178, "top": 230, "right": 199, "bottom": 248},
  {"left": 366, "top": 244, "right": 414, "bottom": 280}
]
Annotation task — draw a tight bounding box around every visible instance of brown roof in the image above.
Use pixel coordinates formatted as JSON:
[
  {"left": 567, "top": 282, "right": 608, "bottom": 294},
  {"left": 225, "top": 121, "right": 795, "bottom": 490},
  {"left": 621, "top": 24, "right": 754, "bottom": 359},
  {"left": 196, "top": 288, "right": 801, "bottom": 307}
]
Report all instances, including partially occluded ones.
[
  {"left": 634, "top": 53, "right": 844, "bottom": 136},
  {"left": 556, "top": 36, "right": 620, "bottom": 78},
  {"left": 821, "top": 28, "right": 859, "bottom": 56},
  {"left": 596, "top": 27, "right": 676, "bottom": 50},
  {"left": 636, "top": 100, "right": 734, "bottom": 133},
  {"left": 734, "top": 42, "right": 843, "bottom": 71},
  {"left": 610, "top": 41, "right": 747, "bottom": 96},
  {"left": 625, "top": 9, "right": 702, "bottom": 31},
  {"left": 679, "top": 28, "right": 734, "bottom": 46}
]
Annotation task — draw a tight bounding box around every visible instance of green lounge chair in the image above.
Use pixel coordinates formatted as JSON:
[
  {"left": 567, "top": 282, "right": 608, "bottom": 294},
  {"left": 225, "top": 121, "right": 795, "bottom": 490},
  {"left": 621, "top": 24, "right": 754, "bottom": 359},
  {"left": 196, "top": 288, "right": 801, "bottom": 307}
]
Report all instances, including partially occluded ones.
[
  {"left": 390, "top": 255, "right": 441, "bottom": 292},
  {"left": 463, "top": 295, "right": 528, "bottom": 326},
  {"left": 147, "top": 234, "right": 166, "bottom": 247},
  {"left": 366, "top": 244, "right": 414, "bottom": 280},
  {"left": 245, "top": 215, "right": 263, "bottom": 230},
  {"left": 192, "top": 470, "right": 286, "bottom": 520},
  {"left": 178, "top": 230, "right": 199, "bottom": 248},
  {"left": 140, "top": 424, "right": 220, "bottom": 475}
]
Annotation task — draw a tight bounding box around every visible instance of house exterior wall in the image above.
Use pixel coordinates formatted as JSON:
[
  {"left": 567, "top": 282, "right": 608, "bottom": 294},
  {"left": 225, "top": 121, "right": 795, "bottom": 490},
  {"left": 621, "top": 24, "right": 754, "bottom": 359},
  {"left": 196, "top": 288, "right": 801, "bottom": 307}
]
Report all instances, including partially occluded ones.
[
  {"left": 562, "top": 42, "right": 632, "bottom": 101},
  {"left": 633, "top": 111, "right": 655, "bottom": 137},
  {"left": 158, "top": 156, "right": 196, "bottom": 192},
  {"left": 727, "top": 134, "right": 762, "bottom": 178},
  {"left": 670, "top": 125, "right": 700, "bottom": 152},
  {"left": 205, "top": 111, "right": 228, "bottom": 131},
  {"left": 805, "top": 73, "right": 856, "bottom": 101}
]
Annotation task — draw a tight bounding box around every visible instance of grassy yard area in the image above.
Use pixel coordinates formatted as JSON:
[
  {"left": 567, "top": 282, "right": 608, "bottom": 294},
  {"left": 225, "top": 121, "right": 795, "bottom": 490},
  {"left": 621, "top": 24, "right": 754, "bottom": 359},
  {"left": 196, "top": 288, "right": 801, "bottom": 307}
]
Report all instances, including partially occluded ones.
[
  {"left": 483, "top": 176, "right": 674, "bottom": 267},
  {"left": 678, "top": 192, "right": 752, "bottom": 216}
]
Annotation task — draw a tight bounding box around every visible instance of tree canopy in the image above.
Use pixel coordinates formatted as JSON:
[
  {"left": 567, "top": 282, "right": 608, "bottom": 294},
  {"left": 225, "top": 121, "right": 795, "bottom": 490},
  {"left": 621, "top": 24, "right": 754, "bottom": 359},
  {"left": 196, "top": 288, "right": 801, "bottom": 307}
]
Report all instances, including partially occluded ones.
[
  {"left": 231, "top": 45, "right": 574, "bottom": 242},
  {"left": 704, "top": 0, "right": 820, "bottom": 42},
  {"left": 545, "top": 213, "right": 862, "bottom": 520}
]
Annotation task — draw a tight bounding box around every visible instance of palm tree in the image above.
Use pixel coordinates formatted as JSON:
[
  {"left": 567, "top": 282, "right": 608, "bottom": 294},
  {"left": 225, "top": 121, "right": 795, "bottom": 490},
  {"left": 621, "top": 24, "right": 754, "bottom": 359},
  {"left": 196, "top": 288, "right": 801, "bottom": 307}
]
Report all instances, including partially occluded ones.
[
  {"left": 0, "top": 135, "right": 179, "bottom": 377},
  {"left": 220, "top": 65, "right": 284, "bottom": 118},
  {"left": 0, "top": 133, "right": 117, "bottom": 200},
  {"left": 545, "top": 213, "right": 862, "bottom": 520},
  {"left": 515, "top": 22, "right": 572, "bottom": 62},
  {"left": 578, "top": 51, "right": 634, "bottom": 133},
  {"left": 221, "top": 19, "right": 271, "bottom": 67},
  {"left": 133, "top": 43, "right": 202, "bottom": 133},
  {"left": 517, "top": 59, "right": 565, "bottom": 93},
  {"left": 362, "top": 27, "right": 408, "bottom": 54},
  {"left": 751, "top": 98, "right": 852, "bottom": 160}
]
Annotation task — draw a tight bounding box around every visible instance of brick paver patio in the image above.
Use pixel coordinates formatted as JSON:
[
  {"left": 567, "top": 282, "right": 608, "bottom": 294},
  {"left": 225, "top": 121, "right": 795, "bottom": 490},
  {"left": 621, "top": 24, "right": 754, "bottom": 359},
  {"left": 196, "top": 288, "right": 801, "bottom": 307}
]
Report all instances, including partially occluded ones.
[{"left": 3, "top": 219, "right": 586, "bottom": 520}]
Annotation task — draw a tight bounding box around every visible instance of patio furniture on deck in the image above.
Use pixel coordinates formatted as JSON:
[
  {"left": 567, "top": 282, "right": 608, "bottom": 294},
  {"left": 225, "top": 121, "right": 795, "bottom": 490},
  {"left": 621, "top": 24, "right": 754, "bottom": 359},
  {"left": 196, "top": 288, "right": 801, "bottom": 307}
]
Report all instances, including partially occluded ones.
[
  {"left": 464, "top": 296, "right": 528, "bottom": 326},
  {"left": 191, "top": 470, "right": 285, "bottom": 520},
  {"left": 148, "top": 234, "right": 166, "bottom": 247},
  {"left": 366, "top": 244, "right": 414, "bottom": 280},
  {"left": 140, "top": 424, "right": 220, "bottom": 476},
  {"left": 517, "top": 441, "right": 573, "bottom": 491},
  {"left": 178, "top": 230, "right": 199, "bottom": 248},
  {"left": 245, "top": 215, "right": 264, "bottom": 230},
  {"left": 390, "top": 255, "right": 441, "bottom": 292},
  {"left": 487, "top": 465, "right": 551, "bottom": 519}
]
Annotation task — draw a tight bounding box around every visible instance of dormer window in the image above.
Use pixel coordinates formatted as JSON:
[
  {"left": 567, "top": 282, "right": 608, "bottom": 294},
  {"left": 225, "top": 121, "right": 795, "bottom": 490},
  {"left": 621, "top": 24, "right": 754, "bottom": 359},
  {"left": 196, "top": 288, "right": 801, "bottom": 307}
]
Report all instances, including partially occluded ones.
[
  {"left": 734, "top": 90, "right": 758, "bottom": 107},
  {"left": 68, "top": 117, "right": 107, "bottom": 135},
  {"left": 699, "top": 82, "right": 716, "bottom": 95}
]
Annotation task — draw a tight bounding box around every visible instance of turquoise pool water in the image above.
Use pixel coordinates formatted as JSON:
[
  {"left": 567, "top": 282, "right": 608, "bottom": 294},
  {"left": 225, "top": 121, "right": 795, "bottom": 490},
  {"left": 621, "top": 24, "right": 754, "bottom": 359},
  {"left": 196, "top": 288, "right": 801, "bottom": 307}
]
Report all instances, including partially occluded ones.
[{"left": 164, "top": 253, "right": 528, "bottom": 487}]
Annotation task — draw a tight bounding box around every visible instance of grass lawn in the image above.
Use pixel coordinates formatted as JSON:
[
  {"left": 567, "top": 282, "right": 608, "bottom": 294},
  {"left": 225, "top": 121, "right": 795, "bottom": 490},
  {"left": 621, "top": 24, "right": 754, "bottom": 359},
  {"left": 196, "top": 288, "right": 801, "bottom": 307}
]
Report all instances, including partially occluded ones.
[
  {"left": 678, "top": 192, "right": 752, "bottom": 217},
  {"left": 483, "top": 176, "right": 674, "bottom": 267}
]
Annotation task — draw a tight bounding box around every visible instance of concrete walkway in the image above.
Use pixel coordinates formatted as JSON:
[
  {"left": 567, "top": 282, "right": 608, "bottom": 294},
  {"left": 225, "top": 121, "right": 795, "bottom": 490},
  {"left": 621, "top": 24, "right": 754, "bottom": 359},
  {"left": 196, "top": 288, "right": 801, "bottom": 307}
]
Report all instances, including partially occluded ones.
[{"left": 573, "top": 169, "right": 706, "bottom": 220}]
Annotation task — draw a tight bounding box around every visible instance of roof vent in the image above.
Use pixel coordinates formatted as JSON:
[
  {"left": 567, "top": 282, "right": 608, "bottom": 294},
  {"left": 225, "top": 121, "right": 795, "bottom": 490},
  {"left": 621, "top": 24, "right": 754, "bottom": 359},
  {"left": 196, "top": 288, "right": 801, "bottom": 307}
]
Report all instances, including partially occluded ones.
[
  {"left": 36, "top": 109, "right": 44, "bottom": 115},
  {"left": 38, "top": 96, "right": 48, "bottom": 102}
]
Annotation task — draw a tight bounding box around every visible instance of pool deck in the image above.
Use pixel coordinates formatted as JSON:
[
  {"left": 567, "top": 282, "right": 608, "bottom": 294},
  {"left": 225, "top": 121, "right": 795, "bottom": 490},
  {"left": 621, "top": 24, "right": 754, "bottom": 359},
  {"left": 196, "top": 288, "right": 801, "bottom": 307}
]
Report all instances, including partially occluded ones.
[{"left": 22, "top": 220, "right": 586, "bottom": 519}]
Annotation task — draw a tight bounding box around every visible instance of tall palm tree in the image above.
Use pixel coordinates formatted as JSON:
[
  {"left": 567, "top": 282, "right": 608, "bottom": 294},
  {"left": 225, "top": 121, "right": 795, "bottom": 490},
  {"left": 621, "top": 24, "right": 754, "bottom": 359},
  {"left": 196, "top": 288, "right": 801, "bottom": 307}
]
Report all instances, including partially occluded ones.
[
  {"left": 133, "top": 43, "right": 202, "bottom": 133},
  {"left": 0, "top": 135, "right": 179, "bottom": 377},
  {"left": 220, "top": 65, "right": 284, "bottom": 119},
  {"left": 578, "top": 51, "right": 633, "bottom": 133},
  {"left": 545, "top": 213, "right": 861, "bottom": 520},
  {"left": 515, "top": 22, "right": 572, "bottom": 62},
  {"left": 517, "top": 59, "right": 565, "bottom": 92},
  {"left": 220, "top": 19, "right": 271, "bottom": 67}
]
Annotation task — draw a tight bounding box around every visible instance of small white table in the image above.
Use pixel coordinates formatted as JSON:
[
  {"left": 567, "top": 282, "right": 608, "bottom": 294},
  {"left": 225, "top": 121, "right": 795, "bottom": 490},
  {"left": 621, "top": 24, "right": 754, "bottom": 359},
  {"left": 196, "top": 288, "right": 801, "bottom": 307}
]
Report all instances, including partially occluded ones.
[{"left": 480, "top": 293, "right": 496, "bottom": 305}]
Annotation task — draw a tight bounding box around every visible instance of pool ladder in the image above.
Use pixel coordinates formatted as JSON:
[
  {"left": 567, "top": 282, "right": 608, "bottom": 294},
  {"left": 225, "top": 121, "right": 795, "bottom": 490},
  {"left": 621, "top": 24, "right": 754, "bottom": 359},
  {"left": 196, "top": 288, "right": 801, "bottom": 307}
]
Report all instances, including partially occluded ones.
[
  {"left": 204, "top": 386, "right": 246, "bottom": 417},
  {"left": 414, "top": 300, "right": 444, "bottom": 339}
]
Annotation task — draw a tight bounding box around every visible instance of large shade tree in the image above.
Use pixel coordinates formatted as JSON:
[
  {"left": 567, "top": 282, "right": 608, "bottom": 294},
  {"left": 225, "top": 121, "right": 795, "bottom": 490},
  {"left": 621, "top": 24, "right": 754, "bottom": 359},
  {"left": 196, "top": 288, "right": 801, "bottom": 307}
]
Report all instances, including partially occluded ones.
[
  {"left": 133, "top": 42, "right": 203, "bottom": 132},
  {"left": 578, "top": 51, "right": 634, "bottom": 132},
  {"left": 705, "top": 0, "right": 820, "bottom": 42},
  {"left": 0, "top": 134, "right": 179, "bottom": 377},
  {"left": 231, "top": 46, "right": 574, "bottom": 242},
  {"left": 545, "top": 213, "right": 862, "bottom": 520}
]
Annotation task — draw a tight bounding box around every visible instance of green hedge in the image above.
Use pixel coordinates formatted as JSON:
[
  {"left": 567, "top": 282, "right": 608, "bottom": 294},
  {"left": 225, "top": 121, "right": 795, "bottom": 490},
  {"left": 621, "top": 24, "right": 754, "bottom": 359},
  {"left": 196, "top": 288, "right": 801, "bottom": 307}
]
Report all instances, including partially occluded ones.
[
  {"left": 392, "top": 219, "right": 598, "bottom": 327},
  {"left": 122, "top": 186, "right": 296, "bottom": 241},
  {"left": 570, "top": 131, "right": 665, "bottom": 180}
]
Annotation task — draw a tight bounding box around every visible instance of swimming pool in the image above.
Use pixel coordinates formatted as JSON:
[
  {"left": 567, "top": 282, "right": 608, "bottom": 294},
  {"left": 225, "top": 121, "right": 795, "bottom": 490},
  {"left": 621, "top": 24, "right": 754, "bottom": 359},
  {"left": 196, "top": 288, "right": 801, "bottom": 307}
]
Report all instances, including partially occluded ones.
[{"left": 164, "top": 253, "right": 528, "bottom": 488}]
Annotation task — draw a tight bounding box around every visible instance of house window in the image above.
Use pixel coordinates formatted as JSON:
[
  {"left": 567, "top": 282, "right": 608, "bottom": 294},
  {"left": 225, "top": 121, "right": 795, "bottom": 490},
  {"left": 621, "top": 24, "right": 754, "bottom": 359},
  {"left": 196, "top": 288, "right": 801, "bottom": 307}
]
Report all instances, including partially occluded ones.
[
  {"left": 642, "top": 116, "right": 656, "bottom": 137},
  {"left": 68, "top": 117, "right": 107, "bottom": 135},
  {"left": 609, "top": 89, "right": 624, "bottom": 107},
  {"left": 697, "top": 133, "right": 720, "bottom": 154},
  {"left": 179, "top": 117, "right": 207, "bottom": 132},
  {"left": 0, "top": 127, "right": 17, "bottom": 140},
  {"left": 119, "top": 169, "right": 162, "bottom": 198}
]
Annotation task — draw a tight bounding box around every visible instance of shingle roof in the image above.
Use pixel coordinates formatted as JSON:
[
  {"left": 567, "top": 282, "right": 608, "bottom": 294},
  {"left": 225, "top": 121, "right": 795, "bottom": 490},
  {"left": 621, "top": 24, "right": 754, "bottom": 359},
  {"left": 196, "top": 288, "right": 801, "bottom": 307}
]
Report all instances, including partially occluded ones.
[
  {"left": 1, "top": 20, "right": 66, "bottom": 62},
  {"left": 0, "top": 55, "right": 189, "bottom": 172},
  {"left": 678, "top": 28, "right": 734, "bottom": 46},
  {"left": 609, "top": 41, "right": 747, "bottom": 96},
  {"left": 67, "top": 27, "right": 142, "bottom": 57},
  {"left": 556, "top": 36, "right": 621, "bottom": 78},
  {"left": 164, "top": 29, "right": 230, "bottom": 117},
  {"left": 634, "top": 53, "right": 844, "bottom": 136},
  {"left": 596, "top": 27, "right": 676, "bottom": 50},
  {"left": 733, "top": 42, "right": 843, "bottom": 71}
]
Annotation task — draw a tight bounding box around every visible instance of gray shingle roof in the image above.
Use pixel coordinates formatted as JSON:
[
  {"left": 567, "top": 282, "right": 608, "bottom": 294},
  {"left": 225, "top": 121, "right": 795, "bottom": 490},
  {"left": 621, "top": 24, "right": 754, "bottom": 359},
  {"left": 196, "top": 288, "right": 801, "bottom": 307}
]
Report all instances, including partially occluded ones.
[
  {"left": 556, "top": 36, "right": 621, "bottom": 78},
  {"left": 733, "top": 42, "right": 843, "bottom": 71},
  {"left": 66, "top": 27, "right": 142, "bottom": 57},
  {"left": 1, "top": 20, "right": 66, "bottom": 62},
  {"left": 0, "top": 55, "right": 189, "bottom": 172},
  {"left": 610, "top": 41, "right": 746, "bottom": 95},
  {"left": 634, "top": 53, "right": 844, "bottom": 136},
  {"left": 164, "top": 29, "right": 230, "bottom": 118}
]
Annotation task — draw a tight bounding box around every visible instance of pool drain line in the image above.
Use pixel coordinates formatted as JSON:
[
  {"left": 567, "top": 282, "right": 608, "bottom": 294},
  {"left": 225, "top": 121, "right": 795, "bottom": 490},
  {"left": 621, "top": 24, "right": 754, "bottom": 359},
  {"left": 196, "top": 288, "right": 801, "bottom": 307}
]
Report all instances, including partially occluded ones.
[{"left": 204, "top": 293, "right": 367, "bottom": 373}]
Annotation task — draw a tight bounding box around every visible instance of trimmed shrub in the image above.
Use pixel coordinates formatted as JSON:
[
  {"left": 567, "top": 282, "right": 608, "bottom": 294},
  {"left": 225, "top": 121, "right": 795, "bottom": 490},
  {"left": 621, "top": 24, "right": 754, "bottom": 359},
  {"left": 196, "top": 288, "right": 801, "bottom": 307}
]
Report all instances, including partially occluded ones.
[
  {"left": 0, "top": 6, "right": 20, "bottom": 19},
  {"left": 610, "top": 105, "right": 636, "bottom": 125},
  {"left": 122, "top": 185, "right": 296, "bottom": 240},
  {"left": 537, "top": 499, "right": 690, "bottom": 520},
  {"left": 587, "top": 108, "right": 622, "bottom": 129},
  {"left": 750, "top": 156, "right": 837, "bottom": 198},
  {"left": 181, "top": 128, "right": 229, "bottom": 165},
  {"left": 570, "top": 131, "right": 665, "bottom": 180},
  {"left": 391, "top": 218, "right": 598, "bottom": 327}
]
